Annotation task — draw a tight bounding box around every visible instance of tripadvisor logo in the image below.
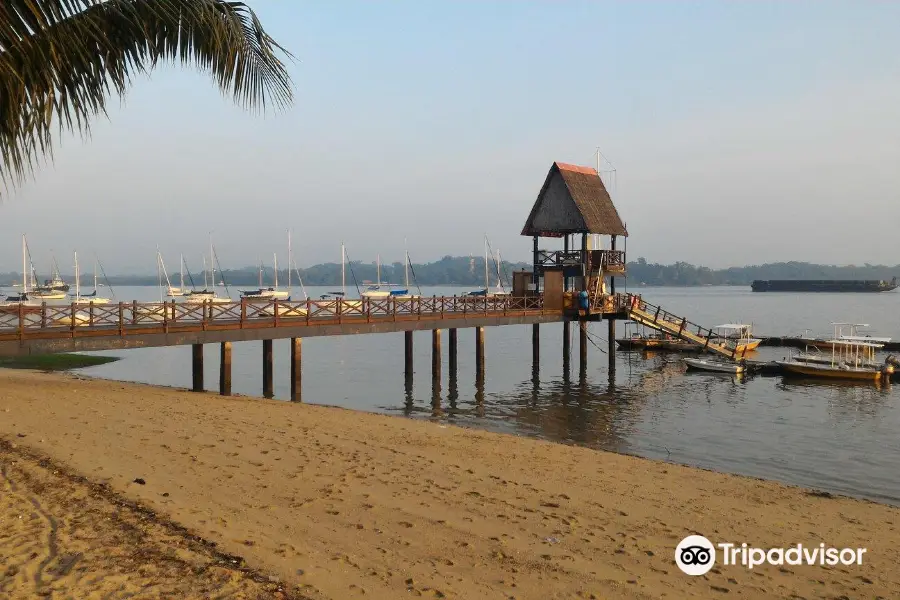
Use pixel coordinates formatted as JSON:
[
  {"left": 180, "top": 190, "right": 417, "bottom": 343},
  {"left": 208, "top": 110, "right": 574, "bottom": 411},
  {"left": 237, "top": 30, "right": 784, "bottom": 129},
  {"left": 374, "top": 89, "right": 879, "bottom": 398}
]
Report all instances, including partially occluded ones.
[{"left": 675, "top": 535, "right": 867, "bottom": 575}]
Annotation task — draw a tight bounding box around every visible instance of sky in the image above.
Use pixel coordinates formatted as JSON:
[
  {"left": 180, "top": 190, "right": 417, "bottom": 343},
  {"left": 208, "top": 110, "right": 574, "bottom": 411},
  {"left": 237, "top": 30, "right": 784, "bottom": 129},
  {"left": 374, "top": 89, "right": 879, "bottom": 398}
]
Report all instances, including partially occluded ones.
[{"left": 2, "top": 1, "right": 900, "bottom": 274}]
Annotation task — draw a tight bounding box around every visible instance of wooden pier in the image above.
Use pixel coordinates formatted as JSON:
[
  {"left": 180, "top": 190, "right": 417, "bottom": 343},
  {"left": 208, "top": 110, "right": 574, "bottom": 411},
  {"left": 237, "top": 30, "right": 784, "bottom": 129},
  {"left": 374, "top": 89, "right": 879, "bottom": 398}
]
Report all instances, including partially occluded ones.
[{"left": 0, "top": 160, "right": 642, "bottom": 401}]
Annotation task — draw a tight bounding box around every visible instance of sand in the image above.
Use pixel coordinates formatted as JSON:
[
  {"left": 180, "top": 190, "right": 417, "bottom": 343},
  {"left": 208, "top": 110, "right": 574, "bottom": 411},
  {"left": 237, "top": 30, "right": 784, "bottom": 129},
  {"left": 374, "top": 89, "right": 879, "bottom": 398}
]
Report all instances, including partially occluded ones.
[{"left": 1, "top": 369, "right": 898, "bottom": 599}]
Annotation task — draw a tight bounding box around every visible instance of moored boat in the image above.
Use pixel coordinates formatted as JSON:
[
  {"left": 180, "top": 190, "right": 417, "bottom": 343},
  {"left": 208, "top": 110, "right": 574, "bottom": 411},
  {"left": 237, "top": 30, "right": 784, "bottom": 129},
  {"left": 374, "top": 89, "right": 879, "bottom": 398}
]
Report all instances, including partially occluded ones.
[
  {"left": 712, "top": 324, "right": 761, "bottom": 356},
  {"left": 778, "top": 325, "right": 894, "bottom": 382},
  {"left": 684, "top": 357, "right": 746, "bottom": 375}
]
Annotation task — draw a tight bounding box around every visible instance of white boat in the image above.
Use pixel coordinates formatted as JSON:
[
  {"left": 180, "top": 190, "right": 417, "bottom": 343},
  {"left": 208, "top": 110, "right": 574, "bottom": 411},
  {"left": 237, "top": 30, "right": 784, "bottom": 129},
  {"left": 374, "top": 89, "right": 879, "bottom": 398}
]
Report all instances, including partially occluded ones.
[
  {"left": 469, "top": 237, "right": 509, "bottom": 297},
  {"left": 166, "top": 254, "right": 185, "bottom": 297},
  {"left": 2, "top": 235, "right": 41, "bottom": 308},
  {"left": 71, "top": 253, "right": 110, "bottom": 306},
  {"left": 684, "top": 357, "right": 746, "bottom": 374},
  {"left": 778, "top": 323, "right": 894, "bottom": 382},
  {"left": 361, "top": 254, "right": 407, "bottom": 299},
  {"left": 711, "top": 324, "right": 761, "bottom": 355},
  {"left": 182, "top": 236, "right": 230, "bottom": 303},
  {"left": 241, "top": 251, "right": 290, "bottom": 300}
]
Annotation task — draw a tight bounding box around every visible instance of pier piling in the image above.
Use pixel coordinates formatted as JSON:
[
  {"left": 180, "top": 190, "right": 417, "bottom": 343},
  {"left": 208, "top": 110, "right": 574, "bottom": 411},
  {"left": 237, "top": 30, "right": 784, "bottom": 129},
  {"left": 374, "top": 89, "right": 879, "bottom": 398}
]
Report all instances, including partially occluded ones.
[
  {"left": 432, "top": 329, "right": 442, "bottom": 383},
  {"left": 290, "top": 337, "right": 301, "bottom": 402},
  {"left": 192, "top": 344, "right": 203, "bottom": 392},
  {"left": 532, "top": 324, "right": 540, "bottom": 367},
  {"left": 579, "top": 322, "right": 588, "bottom": 372},
  {"left": 562, "top": 321, "right": 570, "bottom": 366},
  {"left": 475, "top": 326, "right": 485, "bottom": 376},
  {"left": 608, "top": 319, "right": 616, "bottom": 371},
  {"left": 219, "top": 342, "right": 231, "bottom": 396},
  {"left": 448, "top": 328, "right": 458, "bottom": 374},
  {"left": 404, "top": 331, "right": 413, "bottom": 377},
  {"left": 262, "top": 339, "right": 273, "bottom": 399}
]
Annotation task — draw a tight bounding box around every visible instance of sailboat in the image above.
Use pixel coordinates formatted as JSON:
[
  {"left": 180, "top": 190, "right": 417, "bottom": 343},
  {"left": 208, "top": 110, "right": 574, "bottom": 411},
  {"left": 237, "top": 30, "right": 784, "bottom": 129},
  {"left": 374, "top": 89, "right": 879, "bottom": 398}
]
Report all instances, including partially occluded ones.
[
  {"left": 71, "top": 253, "right": 110, "bottom": 306},
  {"left": 36, "top": 253, "right": 70, "bottom": 292},
  {"left": 362, "top": 254, "right": 407, "bottom": 299},
  {"left": 241, "top": 245, "right": 290, "bottom": 300},
  {"left": 183, "top": 236, "right": 230, "bottom": 304},
  {"left": 468, "top": 236, "right": 507, "bottom": 296},
  {"left": 328, "top": 243, "right": 347, "bottom": 297},
  {"left": 2, "top": 234, "right": 40, "bottom": 307},
  {"left": 166, "top": 255, "right": 185, "bottom": 297}
]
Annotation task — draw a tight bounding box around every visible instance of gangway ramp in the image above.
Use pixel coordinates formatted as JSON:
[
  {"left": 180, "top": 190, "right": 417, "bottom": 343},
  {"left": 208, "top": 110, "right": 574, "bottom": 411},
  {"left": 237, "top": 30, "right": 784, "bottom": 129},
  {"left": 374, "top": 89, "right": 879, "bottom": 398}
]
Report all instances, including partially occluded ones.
[{"left": 622, "top": 294, "right": 745, "bottom": 360}]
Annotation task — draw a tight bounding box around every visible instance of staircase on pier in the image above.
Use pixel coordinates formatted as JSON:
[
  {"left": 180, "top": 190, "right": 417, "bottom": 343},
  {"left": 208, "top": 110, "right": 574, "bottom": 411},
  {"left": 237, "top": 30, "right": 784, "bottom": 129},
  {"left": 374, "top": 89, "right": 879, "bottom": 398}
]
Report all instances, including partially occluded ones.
[{"left": 622, "top": 294, "right": 743, "bottom": 359}]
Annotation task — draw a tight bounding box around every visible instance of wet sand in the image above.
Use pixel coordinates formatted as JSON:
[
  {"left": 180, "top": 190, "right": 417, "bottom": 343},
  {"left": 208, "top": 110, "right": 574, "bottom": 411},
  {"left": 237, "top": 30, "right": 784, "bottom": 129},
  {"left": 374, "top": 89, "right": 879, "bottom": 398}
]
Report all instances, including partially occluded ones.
[{"left": 1, "top": 369, "right": 898, "bottom": 599}]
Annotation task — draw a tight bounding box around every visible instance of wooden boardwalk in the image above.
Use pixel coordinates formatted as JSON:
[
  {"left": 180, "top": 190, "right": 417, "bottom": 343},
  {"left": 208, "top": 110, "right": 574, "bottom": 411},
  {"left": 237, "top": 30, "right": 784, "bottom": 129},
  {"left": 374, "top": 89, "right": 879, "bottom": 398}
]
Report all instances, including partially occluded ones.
[{"left": 0, "top": 295, "right": 575, "bottom": 356}]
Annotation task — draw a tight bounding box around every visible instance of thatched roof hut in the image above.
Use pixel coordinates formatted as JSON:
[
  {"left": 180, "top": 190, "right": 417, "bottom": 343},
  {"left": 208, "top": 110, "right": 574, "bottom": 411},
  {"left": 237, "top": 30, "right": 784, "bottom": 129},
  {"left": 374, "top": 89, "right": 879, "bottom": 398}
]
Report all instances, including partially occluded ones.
[{"left": 521, "top": 162, "right": 627, "bottom": 238}]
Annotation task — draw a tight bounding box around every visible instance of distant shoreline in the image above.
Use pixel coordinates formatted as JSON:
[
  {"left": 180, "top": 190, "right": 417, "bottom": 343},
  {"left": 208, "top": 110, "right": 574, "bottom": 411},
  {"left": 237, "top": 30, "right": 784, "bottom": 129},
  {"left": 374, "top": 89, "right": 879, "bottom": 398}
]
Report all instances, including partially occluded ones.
[{"left": 2, "top": 257, "right": 898, "bottom": 288}]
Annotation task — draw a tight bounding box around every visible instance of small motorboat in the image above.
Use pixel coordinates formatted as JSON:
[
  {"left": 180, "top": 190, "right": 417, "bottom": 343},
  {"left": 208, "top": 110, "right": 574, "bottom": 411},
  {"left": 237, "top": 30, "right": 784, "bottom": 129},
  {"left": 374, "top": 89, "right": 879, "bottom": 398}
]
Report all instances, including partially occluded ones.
[{"left": 683, "top": 357, "right": 746, "bottom": 374}]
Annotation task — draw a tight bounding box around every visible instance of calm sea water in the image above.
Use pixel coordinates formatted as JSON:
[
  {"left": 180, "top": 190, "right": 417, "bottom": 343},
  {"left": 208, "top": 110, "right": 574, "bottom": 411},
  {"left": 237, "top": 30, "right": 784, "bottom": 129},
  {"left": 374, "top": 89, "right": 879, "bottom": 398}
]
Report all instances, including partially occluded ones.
[{"left": 27, "top": 284, "right": 900, "bottom": 505}]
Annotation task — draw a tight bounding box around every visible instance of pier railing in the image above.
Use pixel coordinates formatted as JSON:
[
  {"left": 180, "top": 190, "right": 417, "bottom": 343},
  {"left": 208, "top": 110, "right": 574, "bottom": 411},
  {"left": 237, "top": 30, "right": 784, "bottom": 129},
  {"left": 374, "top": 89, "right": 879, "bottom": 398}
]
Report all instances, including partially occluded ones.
[{"left": 0, "top": 295, "right": 551, "bottom": 341}]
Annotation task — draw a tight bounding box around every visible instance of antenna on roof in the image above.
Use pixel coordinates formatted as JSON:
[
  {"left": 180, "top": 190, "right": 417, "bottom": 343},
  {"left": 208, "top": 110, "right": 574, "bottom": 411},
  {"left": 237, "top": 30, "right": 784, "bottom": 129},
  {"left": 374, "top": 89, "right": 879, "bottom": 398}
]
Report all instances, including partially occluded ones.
[{"left": 594, "top": 146, "right": 617, "bottom": 198}]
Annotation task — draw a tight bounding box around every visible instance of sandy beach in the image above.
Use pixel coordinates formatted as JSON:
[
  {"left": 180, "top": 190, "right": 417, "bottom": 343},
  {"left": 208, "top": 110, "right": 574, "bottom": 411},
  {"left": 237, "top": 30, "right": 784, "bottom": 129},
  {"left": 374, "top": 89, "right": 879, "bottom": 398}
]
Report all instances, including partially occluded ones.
[{"left": 1, "top": 369, "right": 898, "bottom": 599}]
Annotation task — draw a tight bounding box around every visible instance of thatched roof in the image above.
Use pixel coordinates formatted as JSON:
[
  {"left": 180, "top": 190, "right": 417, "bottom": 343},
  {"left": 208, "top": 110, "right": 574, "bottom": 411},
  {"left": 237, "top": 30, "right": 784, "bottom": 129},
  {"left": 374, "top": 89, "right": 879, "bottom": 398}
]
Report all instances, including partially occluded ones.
[{"left": 521, "top": 162, "right": 627, "bottom": 237}]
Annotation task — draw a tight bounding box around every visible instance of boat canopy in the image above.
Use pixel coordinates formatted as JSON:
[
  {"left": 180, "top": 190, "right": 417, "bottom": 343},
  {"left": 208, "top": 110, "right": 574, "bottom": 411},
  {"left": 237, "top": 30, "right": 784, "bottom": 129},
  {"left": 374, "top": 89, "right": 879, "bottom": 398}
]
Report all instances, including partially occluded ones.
[
  {"left": 715, "top": 324, "right": 752, "bottom": 330},
  {"left": 823, "top": 339, "right": 884, "bottom": 348},
  {"left": 840, "top": 334, "right": 892, "bottom": 343}
]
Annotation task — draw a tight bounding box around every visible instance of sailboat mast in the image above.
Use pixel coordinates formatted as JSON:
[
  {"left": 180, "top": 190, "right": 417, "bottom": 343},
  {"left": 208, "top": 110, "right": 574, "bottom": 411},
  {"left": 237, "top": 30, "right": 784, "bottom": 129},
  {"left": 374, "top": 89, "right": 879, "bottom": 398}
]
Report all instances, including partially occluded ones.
[
  {"left": 483, "top": 237, "right": 489, "bottom": 291},
  {"left": 404, "top": 239, "right": 409, "bottom": 288},
  {"left": 258, "top": 257, "right": 262, "bottom": 287},
  {"left": 376, "top": 254, "right": 381, "bottom": 286},
  {"left": 209, "top": 233, "right": 214, "bottom": 288},
  {"left": 157, "top": 249, "right": 163, "bottom": 303},
  {"left": 94, "top": 260, "right": 99, "bottom": 293},
  {"left": 341, "top": 243, "right": 346, "bottom": 296},
  {"left": 202, "top": 256, "right": 208, "bottom": 289},
  {"left": 180, "top": 254, "right": 184, "bottom": 291},
  {"left": 21, "top": 234, "right": 26, "bottom": 292},
  {"left": 74, "top": 251, "right": 80, "bottom": 301}
]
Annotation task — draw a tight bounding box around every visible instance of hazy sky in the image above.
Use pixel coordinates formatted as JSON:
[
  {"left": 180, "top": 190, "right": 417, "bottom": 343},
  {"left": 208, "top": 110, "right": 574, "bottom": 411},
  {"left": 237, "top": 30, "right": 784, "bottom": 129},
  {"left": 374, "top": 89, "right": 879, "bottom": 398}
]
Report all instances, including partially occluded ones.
[{"left": 2, "top": 1, "right": 899, "bottom": 274}]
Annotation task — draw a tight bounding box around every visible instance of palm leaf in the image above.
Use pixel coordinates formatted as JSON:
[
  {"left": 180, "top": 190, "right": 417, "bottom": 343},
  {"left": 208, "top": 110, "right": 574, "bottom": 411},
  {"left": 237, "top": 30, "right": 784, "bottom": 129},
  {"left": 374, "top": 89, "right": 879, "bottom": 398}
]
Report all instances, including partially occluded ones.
[{"left": 0, "top": 0, "right": 294, "bottom": 193}]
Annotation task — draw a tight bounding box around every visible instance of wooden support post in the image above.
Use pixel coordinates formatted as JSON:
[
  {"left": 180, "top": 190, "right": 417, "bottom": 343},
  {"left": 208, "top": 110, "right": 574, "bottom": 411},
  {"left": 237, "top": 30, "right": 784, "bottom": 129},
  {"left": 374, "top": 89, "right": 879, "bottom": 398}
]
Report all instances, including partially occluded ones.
[
  {"left": 219, "top": 342, "right": 232, "bottom": 396},
  {"left": 448, "top": 328, "right": 458, "bottom": 374},
  {"left": 432, "top": 329, "right": 442, "bottom": 382},
  {"left": 532, "top": 235, "right": 540, "bottom": 287},
  {"left": 290, "top": 337, "right": 302, "bottom": 402},
  {"left": 192, "top": 344, "right": 204, "bottom": 392},
  {"left": 608, "top": 319, "right": 616, "bottom": 371},
  {"left": 579, "top": 321, "right": 588, "bottom": 371},
  {"left": 404, "top": 330, "right": 413, "bottom": 377},
  {"left": 562, "top": 321, "right": 571, "bottom": 364},
  {"left": 475, "top": 326, "right": 485, "bottom": 376},
  {"left": 262, "top": 339, "right": 274, "bottom": 399},
  {"left": 532, "top": 323, "right": 540, "bottom": 367}
]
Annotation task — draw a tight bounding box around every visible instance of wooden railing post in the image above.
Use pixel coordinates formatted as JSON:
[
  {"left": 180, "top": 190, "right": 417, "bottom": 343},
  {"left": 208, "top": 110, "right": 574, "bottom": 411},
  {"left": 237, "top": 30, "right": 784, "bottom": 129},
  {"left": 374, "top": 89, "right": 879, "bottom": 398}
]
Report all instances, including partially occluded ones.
[
  {"left": 274, "top": 300, "right": 280, "bottom": 327},
  {"left": 241, "top": 298, "right": 247, "bottom": 327},
  {"left": 17, "top": 302, "right": 24, "bottom": 341},
  {"left": 118, "top": 302, "right": 124, "bottom": 336},
  {"left": 70, "top": 302, "right": 76, "bottom": 331},
  {"left": 41, "top": 302, "right": 47, "bottom": 328},
  {"left": 131, "top": 300, "right": 138, "bottom": 325},
  {"left": 89, "top": 303, "right": 95, "bottom": 327}
]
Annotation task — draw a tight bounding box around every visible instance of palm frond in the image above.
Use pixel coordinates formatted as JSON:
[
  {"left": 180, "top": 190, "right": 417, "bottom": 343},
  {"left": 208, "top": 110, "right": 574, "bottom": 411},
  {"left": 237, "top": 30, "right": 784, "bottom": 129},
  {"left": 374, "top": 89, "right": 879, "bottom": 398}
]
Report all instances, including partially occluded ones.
[{"left": 0, "top": 0, "right": 294, "bottom": 192}]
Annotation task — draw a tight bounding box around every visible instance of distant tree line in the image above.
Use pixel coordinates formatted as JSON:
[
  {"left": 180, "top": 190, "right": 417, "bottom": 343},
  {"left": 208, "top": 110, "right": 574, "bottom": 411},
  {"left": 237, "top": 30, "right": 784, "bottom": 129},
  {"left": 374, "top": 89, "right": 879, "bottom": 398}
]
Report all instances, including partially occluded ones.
[
  {"left": 626, "top": 258, "right": 899, "bottom": 286},
  {"left": 2, "top": 257, "right": 898, "bottom": 288}
]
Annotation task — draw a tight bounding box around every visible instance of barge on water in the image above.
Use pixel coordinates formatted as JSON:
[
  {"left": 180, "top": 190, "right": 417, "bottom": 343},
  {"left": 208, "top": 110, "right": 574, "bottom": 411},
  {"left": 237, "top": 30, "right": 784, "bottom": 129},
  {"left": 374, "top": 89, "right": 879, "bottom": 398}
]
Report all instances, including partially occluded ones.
[{"left": 750, "top": 278, "right": 897, "bottom": 292}]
